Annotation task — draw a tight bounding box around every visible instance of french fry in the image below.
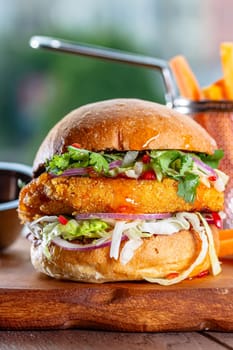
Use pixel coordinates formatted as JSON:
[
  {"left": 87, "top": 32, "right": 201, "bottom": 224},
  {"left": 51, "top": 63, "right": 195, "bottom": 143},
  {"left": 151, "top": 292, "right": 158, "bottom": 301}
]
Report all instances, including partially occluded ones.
[
  {"left": 202, "top": 78, "right": 226, "bottom": 100},
  {"left": 219, "top": 229, "right": 233, "bottom": 258},
  {"left": 219, "top": 239, "right": 233, "bottom": 258},
  {"left": 219, "top": 228, "right": 233, "bottom": 241},
  {"left": 169, "top": 55, "right": 203, "bottom": 100},
  {"left": 220, "top": 42, "right": 233, "bottom": 100}
]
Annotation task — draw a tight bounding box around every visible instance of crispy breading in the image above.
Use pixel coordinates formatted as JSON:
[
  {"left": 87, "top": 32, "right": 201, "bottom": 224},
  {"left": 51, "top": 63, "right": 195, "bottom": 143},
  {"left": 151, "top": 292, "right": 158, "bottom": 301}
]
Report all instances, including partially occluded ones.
[{"left": 18, "top": 173, "right": 224, "bottom": 222}]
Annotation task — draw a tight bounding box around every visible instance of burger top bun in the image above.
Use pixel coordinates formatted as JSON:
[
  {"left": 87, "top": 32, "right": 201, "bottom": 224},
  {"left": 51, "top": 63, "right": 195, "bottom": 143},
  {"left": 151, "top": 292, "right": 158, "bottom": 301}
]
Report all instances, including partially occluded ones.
[{"left": 33, "top": 98, "right": 217, "bottom": 176}]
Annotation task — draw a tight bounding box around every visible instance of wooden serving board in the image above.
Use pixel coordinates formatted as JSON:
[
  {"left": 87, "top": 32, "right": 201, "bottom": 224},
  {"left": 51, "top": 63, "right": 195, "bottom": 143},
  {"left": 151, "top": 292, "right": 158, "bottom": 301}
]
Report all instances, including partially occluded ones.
[{"left": 1, "top": 236, "right": 233, "bottom": 332}]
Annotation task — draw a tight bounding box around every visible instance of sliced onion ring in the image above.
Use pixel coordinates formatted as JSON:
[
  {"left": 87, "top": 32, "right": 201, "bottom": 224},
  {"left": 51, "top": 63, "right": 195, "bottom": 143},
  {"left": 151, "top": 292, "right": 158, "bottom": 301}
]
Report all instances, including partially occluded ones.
[
  {"left": 60, "top": 168, "right": 89, "bottom": 176},
  {"left": 51, "top": 235, "right": 128, "bottom": 251},
  {"left": 192, "top": 157, "right": 217, "bottom": 177},
  {"left": 75, "top": 213, "right": 172, "bottom": 221},
  {"left": 51, "top": 236, "right": 111, "bottom": 251},
  {"left": 109, "top": 160, "right": 122, "bottom": 169}
]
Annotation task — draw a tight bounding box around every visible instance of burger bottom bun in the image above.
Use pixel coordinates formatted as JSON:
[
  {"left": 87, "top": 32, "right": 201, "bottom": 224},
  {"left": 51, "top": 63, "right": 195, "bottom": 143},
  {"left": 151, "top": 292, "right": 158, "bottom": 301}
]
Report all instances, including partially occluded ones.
[{"left": 31, "top": 227, "right": 219, "bottom": 283}]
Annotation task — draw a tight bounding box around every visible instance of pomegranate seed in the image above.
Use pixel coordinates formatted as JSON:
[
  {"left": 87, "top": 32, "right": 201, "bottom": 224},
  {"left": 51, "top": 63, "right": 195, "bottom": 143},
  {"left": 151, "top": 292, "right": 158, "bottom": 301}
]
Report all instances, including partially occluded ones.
[
  {"left": 140, "top": 170, "right": 156, "bottom": 180},
  {"left": 142, "top": 154, "right": 151, "bottom": 164}
]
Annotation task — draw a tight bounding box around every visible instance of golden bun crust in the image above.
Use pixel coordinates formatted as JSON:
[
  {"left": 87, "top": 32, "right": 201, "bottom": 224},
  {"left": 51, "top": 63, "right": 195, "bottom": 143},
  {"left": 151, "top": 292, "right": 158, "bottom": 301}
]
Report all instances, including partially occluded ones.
[
  {"left": 30, "top": 227, "right": 219, "bottom": 283},
  {"left": 33, "top": 98, "right": 217, "bottom": 176}
]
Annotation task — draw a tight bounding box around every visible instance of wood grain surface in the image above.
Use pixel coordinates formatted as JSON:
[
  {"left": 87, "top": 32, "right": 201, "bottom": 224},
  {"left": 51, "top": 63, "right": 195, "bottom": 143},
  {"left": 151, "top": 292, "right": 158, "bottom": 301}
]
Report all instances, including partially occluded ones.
[
  {"left": 0, "top": 330, "right": 232, "bottom": 350},
  {"left": 1, "top": 236, "right": 233, "bottom": 332}
]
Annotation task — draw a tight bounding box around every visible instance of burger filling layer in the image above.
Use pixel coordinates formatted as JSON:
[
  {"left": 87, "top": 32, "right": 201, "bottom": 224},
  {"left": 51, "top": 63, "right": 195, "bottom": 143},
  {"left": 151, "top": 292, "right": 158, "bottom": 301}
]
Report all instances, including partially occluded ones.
[
  {"left": 26, "top": 212, "right": 222, "bottom": 285},
  {"left": 21, "top": 145, "right": 228, "bottom": 285},
  {"left": 46, "top": 145, "right": 228, "bottom": 203}
]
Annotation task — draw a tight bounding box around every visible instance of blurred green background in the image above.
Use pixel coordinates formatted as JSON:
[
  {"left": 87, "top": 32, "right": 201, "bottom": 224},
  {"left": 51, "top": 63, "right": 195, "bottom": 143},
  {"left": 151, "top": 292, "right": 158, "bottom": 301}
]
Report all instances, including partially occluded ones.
[{"left": 1, "top": 0, "right": 233, "bottom": 165}]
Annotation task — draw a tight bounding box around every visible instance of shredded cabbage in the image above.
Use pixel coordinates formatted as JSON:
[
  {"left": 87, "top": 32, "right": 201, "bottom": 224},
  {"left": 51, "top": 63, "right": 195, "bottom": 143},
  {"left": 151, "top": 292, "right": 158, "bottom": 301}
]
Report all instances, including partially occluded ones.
[
  {"left": 214, "top": 169, "right": 229, "bottom": 192},
  {"left": 109, "top": 221, "right": 126, "bottom": 260},
  {"left": 120, "top": 238, "right": 143, "bottom": 265},
  {"left": 141, "top": 220, "right": 188, "bottom": 235},
  {"left": 198, "top": 213, "right": 221, "bottom": 276}
]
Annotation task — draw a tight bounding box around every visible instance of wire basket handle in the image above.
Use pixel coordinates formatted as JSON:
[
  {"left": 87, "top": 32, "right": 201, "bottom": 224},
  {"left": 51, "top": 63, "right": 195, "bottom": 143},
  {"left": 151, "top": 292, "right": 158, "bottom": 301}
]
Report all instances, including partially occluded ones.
[{"left": 30, "top": 35, "right": 177, "bottom": 105}]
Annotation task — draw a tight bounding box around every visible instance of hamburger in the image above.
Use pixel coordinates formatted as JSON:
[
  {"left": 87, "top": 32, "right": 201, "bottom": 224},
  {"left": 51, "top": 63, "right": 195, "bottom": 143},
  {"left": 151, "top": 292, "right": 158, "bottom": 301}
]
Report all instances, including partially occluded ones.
[{"left": 18, "top": 98, "right": 229, "bottom": 285}]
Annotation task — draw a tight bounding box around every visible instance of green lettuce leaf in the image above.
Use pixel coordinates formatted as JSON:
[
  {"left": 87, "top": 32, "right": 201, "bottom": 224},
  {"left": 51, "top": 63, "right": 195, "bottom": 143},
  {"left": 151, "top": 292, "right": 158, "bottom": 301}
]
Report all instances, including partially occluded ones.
[{"left": 59, "top": 219, "right": 110, "bottom": 240}]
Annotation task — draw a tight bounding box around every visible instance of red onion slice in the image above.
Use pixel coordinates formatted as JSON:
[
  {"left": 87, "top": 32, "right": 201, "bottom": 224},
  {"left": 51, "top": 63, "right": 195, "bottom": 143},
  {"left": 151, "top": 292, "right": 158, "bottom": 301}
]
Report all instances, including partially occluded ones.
[
  {"left": 52, "top": 160, "right": 122, "bottom": 177},
  {"left": 51, "top": 235, "right": 128, "bottom": 251},
  {"left": 61, "top": 167, "right": 89, "bottom": 176},
  {"left": 109, "top": 160, "right": 122, "bottom": 169},
  {"left": 192, "top": 157, "right": 217, "bottom": 177},
  {"left": 75, "top": 213, "right": 172, "bottom": 220},
  {"left": 51, "top": 236, "right": 111, "bottom": 251}
]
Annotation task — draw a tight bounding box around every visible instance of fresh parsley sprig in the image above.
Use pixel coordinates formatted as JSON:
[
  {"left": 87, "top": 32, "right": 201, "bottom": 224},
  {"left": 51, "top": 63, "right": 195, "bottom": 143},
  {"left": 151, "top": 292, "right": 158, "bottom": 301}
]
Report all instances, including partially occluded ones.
[
  {"left": 150, "top": 150, "right": 199, "bottom": 203},
  {"left": 46, "top": 146, "right": 120, "bottom": 175}
]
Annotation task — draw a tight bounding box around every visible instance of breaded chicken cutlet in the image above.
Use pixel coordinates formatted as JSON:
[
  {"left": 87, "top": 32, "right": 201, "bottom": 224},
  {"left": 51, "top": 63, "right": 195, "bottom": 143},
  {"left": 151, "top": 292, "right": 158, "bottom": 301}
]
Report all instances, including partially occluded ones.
[{"left": 19, "top": 173, "right": 224, "bottom": 222}]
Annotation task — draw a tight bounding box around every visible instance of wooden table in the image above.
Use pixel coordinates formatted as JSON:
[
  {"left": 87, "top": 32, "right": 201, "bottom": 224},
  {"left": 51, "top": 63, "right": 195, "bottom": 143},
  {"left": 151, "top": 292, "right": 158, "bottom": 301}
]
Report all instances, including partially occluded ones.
[
  {"left": 1, "top": 237, "right": 233, "bottom": 349},
  {"left": 1, "top": 330, "right": 233, "bottom": 349}
]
